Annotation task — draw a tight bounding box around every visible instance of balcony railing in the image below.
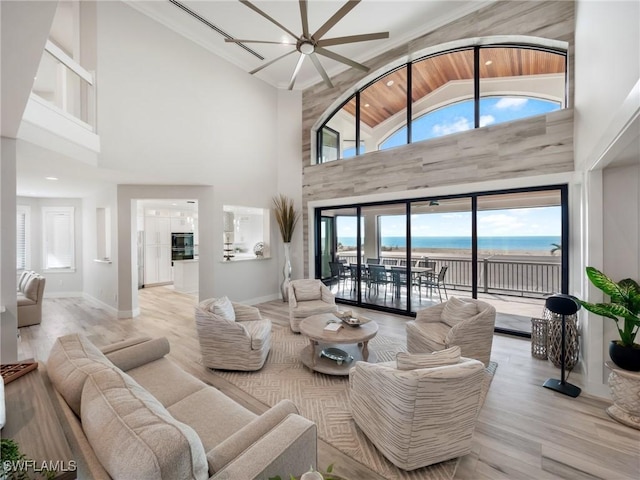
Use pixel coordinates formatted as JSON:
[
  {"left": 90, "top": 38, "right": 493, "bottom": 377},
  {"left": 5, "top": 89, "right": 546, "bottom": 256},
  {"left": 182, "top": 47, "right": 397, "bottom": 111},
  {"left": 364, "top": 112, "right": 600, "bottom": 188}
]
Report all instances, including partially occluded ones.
[
  {"left": 336, "top": 254, "right": 561, "bottom": 298},
  {"left": 32, "top": 40, "right": 96, "bottom": 130}
]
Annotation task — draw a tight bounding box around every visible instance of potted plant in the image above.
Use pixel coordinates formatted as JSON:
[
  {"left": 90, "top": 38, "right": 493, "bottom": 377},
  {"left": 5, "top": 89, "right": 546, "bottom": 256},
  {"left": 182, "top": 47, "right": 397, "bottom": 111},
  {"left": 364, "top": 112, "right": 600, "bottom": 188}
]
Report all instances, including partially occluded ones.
[
  {"left": 272, "top": 194, "right": 300, "bottom": 302},
  {"left": 577, "top": 266, "right": 640, "bottom": 371}
]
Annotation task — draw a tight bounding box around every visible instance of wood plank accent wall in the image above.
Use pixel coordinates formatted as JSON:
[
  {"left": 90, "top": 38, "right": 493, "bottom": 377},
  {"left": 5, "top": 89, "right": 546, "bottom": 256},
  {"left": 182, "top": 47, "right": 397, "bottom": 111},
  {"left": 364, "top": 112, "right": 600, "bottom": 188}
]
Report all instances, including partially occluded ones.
[{"left": 301, "top": 1, "right": 575, "bottom": 276}]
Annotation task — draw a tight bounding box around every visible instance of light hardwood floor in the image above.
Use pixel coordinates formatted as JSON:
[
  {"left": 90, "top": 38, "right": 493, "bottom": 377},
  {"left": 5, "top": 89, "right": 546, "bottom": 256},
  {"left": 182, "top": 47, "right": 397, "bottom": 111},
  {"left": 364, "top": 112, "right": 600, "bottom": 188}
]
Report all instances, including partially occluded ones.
[{"left": 16, "top": 288, "right": 640, "bottom": 480}]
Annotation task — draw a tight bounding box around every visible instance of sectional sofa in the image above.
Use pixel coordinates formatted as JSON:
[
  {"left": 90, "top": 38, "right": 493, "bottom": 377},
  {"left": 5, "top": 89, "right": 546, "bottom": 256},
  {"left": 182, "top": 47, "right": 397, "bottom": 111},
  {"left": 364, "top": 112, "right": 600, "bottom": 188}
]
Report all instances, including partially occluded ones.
[{"left": 46, "top": 334, "right": 317, "bottom": 479}]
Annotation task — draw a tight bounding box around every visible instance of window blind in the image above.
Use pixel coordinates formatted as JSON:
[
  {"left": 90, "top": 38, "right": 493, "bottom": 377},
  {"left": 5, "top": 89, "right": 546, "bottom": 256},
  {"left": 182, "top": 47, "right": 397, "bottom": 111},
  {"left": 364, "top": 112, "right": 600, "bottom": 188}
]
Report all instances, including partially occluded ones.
[
  {"left": 16, "top": 206, "right": 30, "bottom": 270},
  {"left": 43, "top": 207, "right": 75, "bottom": 270}
]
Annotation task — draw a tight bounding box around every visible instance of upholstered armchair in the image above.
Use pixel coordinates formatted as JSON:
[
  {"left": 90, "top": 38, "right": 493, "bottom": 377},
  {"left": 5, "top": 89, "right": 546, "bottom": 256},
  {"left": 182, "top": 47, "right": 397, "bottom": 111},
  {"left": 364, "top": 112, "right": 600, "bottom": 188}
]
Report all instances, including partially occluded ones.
[
  {"left": 288, "top": 279, "right": 337, "bottom": 333},
  {"left": 195, "top": 297, "right": 271, "bottom": 371},
  {"left": 17, "top": 271, "right": 46, "bottom": 327},
  {"left": 406, "top": 297, "right": 496, "bottom": 366},
  {"left": 349, "top": 347, "right": 485, "bottom": 471}
]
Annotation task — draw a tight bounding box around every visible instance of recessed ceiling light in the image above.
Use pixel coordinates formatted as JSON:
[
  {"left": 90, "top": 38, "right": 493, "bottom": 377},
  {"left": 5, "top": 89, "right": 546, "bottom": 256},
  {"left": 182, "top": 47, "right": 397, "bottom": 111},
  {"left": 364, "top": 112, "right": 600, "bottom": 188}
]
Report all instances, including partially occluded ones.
[
  {"left": 45, "top": 176, "right": 58, "bottom": 181},
  {"left": 485, "top": 60, "right": 493, "bottom": 66},
  {"left": 386, "top": 80, "right": 394, "bottom": 87},
  {"left": 171, "top": 203, "right": 177, "bottom": 206},
  {"left": 364, "top": 103, "right": 370, "bottom": 108}
]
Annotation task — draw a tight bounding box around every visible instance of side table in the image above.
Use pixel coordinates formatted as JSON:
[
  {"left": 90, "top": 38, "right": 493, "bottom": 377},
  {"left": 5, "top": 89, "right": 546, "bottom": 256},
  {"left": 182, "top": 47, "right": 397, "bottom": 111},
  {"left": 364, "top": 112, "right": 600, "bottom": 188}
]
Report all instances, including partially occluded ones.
[
  {"left": 2, "top": 364, "right": 77, "bottom": 479},
  {"left": 605, "top": 361, "right": 640, "bottom": 430}
]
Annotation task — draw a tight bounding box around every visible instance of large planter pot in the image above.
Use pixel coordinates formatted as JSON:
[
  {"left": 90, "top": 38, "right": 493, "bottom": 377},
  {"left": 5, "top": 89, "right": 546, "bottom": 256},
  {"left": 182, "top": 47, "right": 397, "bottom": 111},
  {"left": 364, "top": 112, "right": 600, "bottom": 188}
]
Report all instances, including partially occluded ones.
[
  {"left": 606, "top": 361, "right": 640, "bottom": 430},
  {"left": 609, "top": 341, "right": 640, "bottom": 372}
]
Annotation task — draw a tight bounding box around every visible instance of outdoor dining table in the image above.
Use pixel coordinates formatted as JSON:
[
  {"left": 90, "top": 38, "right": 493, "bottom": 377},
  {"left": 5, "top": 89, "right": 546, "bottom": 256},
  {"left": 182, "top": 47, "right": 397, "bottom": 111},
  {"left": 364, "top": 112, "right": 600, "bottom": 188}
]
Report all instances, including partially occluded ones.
[{"left": 345, "top": 263, "right": 434, "bottom": 298}]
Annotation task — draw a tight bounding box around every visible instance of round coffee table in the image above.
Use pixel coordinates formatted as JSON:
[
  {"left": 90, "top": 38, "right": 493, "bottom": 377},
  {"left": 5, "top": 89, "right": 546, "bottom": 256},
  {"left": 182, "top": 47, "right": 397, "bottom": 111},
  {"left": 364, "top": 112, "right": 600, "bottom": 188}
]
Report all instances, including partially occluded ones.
[{"left": 299, "top": 313, "right": 378, "bottom": 376}]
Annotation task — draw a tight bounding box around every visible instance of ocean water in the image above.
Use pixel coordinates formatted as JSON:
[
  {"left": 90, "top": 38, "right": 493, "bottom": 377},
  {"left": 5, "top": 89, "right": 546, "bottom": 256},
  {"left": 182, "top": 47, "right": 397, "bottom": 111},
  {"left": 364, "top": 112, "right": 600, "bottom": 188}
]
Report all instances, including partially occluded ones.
[{"left": 338, "top": 236, "right": 561, "bottom": 252}]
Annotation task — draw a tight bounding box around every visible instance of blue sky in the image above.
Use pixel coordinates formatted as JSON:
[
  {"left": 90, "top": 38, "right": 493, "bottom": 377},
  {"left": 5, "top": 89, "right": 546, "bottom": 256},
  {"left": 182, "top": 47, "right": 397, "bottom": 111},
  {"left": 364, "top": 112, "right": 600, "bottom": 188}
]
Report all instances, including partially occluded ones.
[
  {"left": 337, "top": 206, "right": 562, "bottom": 237},
  {"left": 381, "top": 96, "right": 560, "bottom": 149}
]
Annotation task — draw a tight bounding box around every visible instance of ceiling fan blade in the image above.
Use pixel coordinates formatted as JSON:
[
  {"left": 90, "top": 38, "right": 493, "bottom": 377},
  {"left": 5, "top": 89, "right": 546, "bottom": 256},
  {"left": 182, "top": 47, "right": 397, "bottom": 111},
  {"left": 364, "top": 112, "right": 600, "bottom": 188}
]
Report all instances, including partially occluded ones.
[
  {"left": 299, "top": 0, "right": 309, "bottom": 38},
  {"left": 225, "top": 39, "right": 296, "bottom": 45},
  {"left": 315, "top": 46, "right": 369, "bottom": 72},
  {"left": 249, "top": 49, "right": 297, "bottom": 74},
  {"left": 317, "top": 32, "right": 389, "bottom": 47},
  {"left": 309, "top": 53, "right": 334, "bottom": 89},
  {"left": 312, "top": 0, "right": 361, "bottom": 40},
  {"left": 239, "top": 0, "right": 299, "bottom": 40},
  {"left": 289, "top": 53, "right": 306, "bottom": 90}
]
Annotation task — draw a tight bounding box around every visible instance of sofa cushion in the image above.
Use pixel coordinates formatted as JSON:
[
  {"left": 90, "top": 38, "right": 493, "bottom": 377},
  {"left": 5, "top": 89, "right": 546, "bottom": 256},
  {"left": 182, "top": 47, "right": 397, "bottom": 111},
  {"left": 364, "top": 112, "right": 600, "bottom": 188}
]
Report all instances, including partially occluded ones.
[
  {"left": 168, "top": 387, "right": 256, "bottom": 453},
  {"left": 441, "top": 297, "right": 478, "bottom": 327},
  {"left": 47, "top": 333, "right": 115, "bottom": 416},
  {"left": 396, "top": 346, "right": 461, "bottom": 370},
  {"left": 208, "top": 296, "right": 235, "bottom": 321},
  {"left": 81, "top": 368, "right": 208, "bottom": 480},
  {"left": 407, "top": 321, "right": 451, "bottom": 351},
  {"left": 293, "top": 280, "right": 321, "bottom": 302},
  {"left": 17, "top": 293, "right": 36, "bottom": 306},
  {"left": 291, "top": 300, "right": 336, "bottom": 318},
  {"left": 127, "top": 357, "right": 207, "bottom": 408},
  {"left": 23, "top": 275, "right": 40, "bottom": 302}
]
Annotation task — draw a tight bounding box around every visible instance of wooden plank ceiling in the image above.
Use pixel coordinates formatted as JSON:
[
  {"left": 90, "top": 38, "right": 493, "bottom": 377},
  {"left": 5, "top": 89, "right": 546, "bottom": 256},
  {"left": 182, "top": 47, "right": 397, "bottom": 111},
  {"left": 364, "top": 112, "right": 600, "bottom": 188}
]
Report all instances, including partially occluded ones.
[{"left": 341, "top": 48, "right": 565, "bottom": 129}]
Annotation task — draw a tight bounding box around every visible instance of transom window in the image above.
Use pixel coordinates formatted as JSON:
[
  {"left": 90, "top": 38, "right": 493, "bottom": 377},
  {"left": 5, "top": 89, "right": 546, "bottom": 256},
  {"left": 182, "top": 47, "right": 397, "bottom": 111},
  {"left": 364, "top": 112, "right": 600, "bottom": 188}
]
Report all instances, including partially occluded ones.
[{"left": 316, "top": 45, "right": 566, "bottom": 164}]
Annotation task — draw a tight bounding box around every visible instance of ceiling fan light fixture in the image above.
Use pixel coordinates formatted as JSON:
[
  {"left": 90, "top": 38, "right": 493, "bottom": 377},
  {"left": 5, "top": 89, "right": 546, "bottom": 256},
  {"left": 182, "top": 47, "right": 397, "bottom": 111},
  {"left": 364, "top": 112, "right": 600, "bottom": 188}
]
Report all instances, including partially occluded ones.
[{"left": 299, "top": 42, "right": 315, "bottom": 55}]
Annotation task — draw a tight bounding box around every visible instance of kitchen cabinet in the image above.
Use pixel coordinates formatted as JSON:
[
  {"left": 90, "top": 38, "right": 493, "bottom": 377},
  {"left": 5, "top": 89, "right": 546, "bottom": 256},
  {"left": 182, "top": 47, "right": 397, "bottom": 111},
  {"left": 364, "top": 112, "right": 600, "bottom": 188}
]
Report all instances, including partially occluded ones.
[{"left": 144, "top": 213, "right": 172, "bottom": 285}]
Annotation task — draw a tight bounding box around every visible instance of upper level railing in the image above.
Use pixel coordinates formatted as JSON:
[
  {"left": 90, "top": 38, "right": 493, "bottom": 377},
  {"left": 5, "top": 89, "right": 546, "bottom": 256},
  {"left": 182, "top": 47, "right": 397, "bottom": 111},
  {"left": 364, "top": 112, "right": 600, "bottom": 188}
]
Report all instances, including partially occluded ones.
[
  {"left": 336, "top": 253, "right": 561, "bottom": 298},
  {"left": 32, "top": 40, "right": 96, "bottom": 130}
]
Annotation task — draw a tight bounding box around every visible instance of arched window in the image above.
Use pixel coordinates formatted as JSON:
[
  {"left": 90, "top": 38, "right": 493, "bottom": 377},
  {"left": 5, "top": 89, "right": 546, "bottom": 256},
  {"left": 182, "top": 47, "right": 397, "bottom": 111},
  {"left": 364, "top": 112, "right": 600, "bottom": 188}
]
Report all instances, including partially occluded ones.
[
  {"left": 380, "top": 96, "right": 561, "bottom": 150},
  {"left": 316, "top": 44, "right": 566, "bottom": 164}
]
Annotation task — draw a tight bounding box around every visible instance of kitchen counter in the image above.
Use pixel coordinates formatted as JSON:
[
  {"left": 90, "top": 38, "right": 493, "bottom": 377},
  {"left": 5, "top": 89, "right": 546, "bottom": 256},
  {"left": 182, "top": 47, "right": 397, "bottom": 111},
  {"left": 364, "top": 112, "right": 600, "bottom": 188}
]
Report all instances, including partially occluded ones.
[{"left": 173, "top": 259, "right": 198, "bottom": 294}]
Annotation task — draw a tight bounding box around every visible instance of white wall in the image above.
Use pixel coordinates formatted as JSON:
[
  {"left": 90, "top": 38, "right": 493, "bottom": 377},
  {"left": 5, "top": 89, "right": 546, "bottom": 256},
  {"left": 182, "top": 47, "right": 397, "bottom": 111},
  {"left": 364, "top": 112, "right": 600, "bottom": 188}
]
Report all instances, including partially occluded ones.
[
  {"left": 94, "top": 1, "right": 287, "bottom": 309},
  {"left": 574, "top": 0, "right": 640, "bottom": 168},
  {"left": 574, "top": 0, "right": 640, "bottom": 395},
  {"left": 82, "top": 185, "right": 118, "bottom": 311},
  {"left": 602, "top": 162, "right": 640, "bottom": 371},
  {"left": 16, "top": 195, "right": 83, "bottom": 295}
]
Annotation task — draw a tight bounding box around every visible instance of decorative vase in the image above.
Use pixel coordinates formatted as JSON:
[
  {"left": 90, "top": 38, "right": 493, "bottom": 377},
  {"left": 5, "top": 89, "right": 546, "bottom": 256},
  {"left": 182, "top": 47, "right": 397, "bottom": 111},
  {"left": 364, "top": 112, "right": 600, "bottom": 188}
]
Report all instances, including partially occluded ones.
[
  {"left": 609, "top": 341, "right": 640, "bottom": 372},
  {"left": 281, "top": 242, "right": 292, "bottom": 302}
]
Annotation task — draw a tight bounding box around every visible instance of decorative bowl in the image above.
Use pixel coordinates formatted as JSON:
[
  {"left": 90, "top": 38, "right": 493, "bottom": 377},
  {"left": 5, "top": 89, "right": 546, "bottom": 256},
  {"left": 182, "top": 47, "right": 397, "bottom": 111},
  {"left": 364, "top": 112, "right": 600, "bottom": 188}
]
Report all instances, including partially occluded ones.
[{"left": 320, "top": 348, "right": 353, "bottom": 365}]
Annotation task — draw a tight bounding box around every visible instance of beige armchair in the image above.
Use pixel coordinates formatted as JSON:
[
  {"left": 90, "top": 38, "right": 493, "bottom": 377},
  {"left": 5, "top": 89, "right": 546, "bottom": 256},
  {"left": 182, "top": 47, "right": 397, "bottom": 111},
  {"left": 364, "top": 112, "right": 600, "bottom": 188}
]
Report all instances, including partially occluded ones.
[
  {"left": 17, "top": 271, "right": 46, "bottom": 327},
  {"left": 195, "top": 298, "right": 271, "bottom": 371},
  {"left": 349, "top": 349, "right": 485, "bottom": 471},
  {"left": 288, "top": 279, "right": 337, "bottom": 333},
  {"left": 406, "top": 297, "right": 496, "bottom": 366}
]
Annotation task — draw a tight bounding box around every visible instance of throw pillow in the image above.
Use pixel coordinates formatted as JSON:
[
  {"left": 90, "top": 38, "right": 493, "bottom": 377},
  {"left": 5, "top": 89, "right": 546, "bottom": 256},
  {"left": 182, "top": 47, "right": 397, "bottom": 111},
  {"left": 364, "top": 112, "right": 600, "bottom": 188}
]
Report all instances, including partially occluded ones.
[
  {"left": 441, "top": 297, "right": 477, "bottom": 327},
  {"left": 23, "top": 275, "right": 40, "bottom": 302},
  {"left": 208, "top": 296, "right": 236, "bottom": 321},
  {"left": 293, "top": 280, "right": 322, "bottom": 302},
  {"left": 396, "top": 346, "right": 461, "bottom": 370}
]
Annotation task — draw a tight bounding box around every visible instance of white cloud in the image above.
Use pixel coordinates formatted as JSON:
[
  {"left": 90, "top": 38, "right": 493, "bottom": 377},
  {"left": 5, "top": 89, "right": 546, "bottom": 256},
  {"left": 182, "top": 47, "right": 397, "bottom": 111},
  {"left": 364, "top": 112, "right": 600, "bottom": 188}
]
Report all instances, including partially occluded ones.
[
  {"left": 432, "top": 117, "right": 472, "bottom": 136},
  {"left": 479, "top": 115, "right": 495, "bottom": 127},
  {"left": 495, "top": 97, "right": 528, "bottom": 109}
]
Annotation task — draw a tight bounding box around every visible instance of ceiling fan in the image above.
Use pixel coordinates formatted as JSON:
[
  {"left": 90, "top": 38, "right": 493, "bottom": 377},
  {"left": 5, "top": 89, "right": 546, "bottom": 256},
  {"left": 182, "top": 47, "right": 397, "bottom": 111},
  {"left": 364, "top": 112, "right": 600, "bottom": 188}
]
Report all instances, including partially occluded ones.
[{"left": 226, "top": 0, "right": 389, "bottom": 90}]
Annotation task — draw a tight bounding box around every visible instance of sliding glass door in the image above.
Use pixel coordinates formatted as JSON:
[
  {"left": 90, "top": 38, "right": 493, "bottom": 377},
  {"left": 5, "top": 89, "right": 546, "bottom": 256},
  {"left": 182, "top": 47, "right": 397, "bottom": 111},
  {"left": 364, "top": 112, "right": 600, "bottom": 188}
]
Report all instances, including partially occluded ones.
[{"left": 315, "top": 185, "right": 568, "bottom": 336}]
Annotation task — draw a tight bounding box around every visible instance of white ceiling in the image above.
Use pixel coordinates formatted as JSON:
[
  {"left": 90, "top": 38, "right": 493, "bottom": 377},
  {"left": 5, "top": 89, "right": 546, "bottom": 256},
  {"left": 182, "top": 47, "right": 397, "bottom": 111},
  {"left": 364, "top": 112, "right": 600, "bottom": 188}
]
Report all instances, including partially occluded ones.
[{"left": 127, "top": 0, "right": 492, "bottom": 90}]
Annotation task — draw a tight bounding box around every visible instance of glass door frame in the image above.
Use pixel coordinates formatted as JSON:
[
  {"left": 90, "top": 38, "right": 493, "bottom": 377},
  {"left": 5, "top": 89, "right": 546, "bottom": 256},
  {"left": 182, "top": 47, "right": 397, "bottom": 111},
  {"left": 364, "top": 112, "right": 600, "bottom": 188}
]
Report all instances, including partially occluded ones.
[{"left": 313, "top": 184, "right": 569, "bottom": 337}]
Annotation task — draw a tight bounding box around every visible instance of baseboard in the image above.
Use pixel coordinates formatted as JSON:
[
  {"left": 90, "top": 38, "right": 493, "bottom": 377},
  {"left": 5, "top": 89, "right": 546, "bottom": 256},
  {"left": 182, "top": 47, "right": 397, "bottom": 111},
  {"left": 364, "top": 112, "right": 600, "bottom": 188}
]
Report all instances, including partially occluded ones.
[
  {"left": 118, "top": 308, "right": 140, "bottom": 319},
  {"left": 243, "top": 293, "right": 281, "bottom": 305},
  {"left": 82, "top": 293, "right": 118, "bottom": 316},
  {"left": 44, "top": 291, "right": 83, "bottom": 298}
]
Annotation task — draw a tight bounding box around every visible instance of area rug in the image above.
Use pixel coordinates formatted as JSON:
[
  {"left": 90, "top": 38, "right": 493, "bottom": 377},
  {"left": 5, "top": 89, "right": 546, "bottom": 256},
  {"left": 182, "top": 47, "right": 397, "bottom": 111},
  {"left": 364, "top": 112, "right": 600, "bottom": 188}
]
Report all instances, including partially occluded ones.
[{"left": 215, "top": 325, "right": 497, "bottom": 480}]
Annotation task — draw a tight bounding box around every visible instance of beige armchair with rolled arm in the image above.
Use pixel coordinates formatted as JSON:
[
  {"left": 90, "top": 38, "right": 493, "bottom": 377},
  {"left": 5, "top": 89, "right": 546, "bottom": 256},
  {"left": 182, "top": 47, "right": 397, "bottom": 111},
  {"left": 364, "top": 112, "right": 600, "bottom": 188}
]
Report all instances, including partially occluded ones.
[
  {"left": 287, "top": 279, "right": 337, "bottom": 333},
  {"left": 406, "top": 297, "right": 496, "bottom": 366},
  {"left": 349, "top": 346, "right": 485, "bottom": 471},
  {"left": 195, "top": 297, "right": 271, "bottom": 371}
]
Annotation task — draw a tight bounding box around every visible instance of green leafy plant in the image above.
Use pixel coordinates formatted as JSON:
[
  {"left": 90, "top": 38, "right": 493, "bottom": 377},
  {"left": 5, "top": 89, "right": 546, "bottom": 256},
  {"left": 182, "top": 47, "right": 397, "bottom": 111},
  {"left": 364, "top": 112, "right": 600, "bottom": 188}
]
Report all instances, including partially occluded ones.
[
  {"left": 272, "top": 194, "right": 300, "bottom": 243},
  {"left": 1, "top": 438, "right": 55, "bottom": 480},
  {"left": 577, "top": 266, "right": 640, "bottom": 347},
  {"left": 550, "top": 242, "right": 562, "bottom": 255}
]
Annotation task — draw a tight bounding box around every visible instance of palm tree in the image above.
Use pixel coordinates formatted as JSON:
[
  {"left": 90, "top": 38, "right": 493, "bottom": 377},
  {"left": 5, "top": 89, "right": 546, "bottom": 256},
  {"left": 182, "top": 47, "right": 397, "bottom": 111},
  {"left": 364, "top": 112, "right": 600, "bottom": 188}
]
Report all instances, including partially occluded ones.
[{"left": 550, "top": 243, "right": 562, "bottom": 255}]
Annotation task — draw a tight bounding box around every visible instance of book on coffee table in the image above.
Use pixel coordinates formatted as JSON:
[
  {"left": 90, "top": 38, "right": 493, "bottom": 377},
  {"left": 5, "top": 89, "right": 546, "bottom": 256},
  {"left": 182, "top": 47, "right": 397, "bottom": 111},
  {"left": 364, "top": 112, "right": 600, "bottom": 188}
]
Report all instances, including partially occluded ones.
[{"left": 323, "top": 322, "right": 343, "bottom": 332}]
